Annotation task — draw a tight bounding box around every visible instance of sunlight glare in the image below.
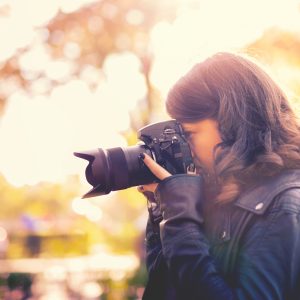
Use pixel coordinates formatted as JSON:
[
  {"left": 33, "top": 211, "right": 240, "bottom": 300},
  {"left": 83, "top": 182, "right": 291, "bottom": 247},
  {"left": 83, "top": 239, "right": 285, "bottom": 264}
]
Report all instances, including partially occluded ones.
[
  {"left": 0, "top": 77, "right": 131, "bottom": 187},
  {"left": 19, "top": 43, "right": 52, "bottom": 74},
  {"left": 0, "top": 227, "right": 8, "bottom": 242},
  {"left": 1, "top": 0, "right": 300, "bottom": 187},
  {"left": 60, "top": 0, "right": 98, "bottom": 14},
  {"left": 149, "top": 0, "right": 300, "bottom": 97},
  {"left": 100, "top": 52, "right": 147, "bottom": 111},
  {"left": 71, "top": 197, "right": 103, "bottom": 222},
  {"left": 45, "top": 60, "right": 75, "bottom": 81}
]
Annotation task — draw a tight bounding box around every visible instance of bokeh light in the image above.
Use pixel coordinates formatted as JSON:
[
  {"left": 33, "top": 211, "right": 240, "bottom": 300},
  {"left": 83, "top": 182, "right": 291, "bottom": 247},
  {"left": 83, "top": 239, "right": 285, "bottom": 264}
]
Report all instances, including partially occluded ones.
[{"left": 0, "top": 227, "right": 8, "bottom": 242}]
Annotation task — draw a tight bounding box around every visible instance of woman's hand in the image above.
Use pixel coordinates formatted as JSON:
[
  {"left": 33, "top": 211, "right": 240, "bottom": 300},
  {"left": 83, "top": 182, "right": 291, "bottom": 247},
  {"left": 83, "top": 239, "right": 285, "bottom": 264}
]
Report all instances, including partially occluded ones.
[{"left": 138, "top": 153, "right": 172, "bottom": 193}]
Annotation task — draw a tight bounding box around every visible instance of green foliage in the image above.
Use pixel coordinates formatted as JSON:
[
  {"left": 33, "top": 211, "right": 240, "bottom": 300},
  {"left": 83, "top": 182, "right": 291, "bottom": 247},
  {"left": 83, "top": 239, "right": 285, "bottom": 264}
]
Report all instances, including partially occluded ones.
[{"left": 0, "top": 174, "right": 79, "bottom": 219}]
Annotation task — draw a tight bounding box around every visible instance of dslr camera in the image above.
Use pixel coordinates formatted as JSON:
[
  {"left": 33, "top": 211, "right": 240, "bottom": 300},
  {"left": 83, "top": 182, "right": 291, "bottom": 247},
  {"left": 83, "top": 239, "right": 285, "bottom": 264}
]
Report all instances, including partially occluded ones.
[{"left": 74, "top": 119, "right": 195, "bottom": 198}]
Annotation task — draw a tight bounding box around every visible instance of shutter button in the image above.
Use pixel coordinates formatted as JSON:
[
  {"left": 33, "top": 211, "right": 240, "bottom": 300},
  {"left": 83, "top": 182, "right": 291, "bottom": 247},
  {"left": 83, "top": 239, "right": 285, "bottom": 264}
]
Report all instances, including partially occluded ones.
[{"left": 255, "top": 202, "right": 264, "bottom": 210}]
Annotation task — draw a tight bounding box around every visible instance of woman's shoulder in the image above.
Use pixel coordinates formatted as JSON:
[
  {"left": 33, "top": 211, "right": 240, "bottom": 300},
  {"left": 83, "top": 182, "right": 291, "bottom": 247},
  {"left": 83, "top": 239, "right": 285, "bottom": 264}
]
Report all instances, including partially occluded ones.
[
  {"left": 273, "top": 185, "right": 300, "bottom": 213},
  {"left": 234, "top": 169, "right": 300, "bottom": 215}
]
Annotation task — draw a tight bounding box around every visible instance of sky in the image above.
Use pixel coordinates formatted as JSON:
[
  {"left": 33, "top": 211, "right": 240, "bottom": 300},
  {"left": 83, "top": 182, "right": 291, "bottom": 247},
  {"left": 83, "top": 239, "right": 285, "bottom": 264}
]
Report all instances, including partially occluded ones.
[{"left": 0, "top": 0, "right": 300, "bottom": 187}]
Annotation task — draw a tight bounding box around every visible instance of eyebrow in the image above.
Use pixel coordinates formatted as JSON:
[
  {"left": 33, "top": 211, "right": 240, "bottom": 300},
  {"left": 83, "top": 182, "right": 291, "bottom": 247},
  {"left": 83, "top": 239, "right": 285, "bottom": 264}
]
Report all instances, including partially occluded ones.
[
  {"left": 182, "top": 126, "right": 195, "bottom": 132},
  {"left": 181, "top": 124, "right": 190, "bottom": 130}
]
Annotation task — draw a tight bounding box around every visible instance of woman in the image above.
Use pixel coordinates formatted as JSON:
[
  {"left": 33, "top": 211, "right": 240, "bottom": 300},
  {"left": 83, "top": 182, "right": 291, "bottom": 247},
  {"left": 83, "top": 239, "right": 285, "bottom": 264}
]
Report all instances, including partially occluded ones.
[{"left": 138, "top": 52, "right": 300, "bottom": 299}]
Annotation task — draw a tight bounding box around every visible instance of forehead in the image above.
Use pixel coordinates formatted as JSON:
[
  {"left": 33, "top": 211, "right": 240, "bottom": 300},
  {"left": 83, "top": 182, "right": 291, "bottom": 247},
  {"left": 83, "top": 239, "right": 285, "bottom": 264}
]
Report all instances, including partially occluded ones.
[{"left": 181, "top": 119, "right": 219, "bottom": 131}]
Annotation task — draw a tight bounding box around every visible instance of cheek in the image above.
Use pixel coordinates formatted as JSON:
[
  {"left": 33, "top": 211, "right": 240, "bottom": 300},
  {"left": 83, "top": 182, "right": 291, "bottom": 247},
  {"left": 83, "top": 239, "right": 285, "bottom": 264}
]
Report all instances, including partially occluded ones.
[
  {"left": 190, "top": 138, "right": 218, "bottom": 164},
  {"left": 189, "top": 140, "right": 206, "bottom": 159}
]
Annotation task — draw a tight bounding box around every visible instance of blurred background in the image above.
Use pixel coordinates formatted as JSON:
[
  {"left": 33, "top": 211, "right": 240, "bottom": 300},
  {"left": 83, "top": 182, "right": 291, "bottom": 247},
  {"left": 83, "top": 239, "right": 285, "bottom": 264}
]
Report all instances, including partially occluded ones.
[{"left": 1, "top": 0, "right": 300, "bottom": 299}]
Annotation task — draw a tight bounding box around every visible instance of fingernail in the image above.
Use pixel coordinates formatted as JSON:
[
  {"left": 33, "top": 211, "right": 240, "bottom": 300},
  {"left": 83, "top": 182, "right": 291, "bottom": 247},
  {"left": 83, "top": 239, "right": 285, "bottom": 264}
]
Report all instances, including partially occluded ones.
[
  {"left": 137, "top": 186, "right": 144, "bottom": 193},
  {"left": 138, "top": 153, "right": 145, "bottom": 160}
]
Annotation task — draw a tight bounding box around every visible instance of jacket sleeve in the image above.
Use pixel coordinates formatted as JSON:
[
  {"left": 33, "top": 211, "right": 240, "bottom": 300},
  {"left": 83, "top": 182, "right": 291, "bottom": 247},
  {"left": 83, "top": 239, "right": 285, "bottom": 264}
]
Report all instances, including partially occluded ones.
[
  {"left": 141, "top": 191, "right": 163, "bottom": 273},
  {"left": 142, "top": 191, "right": 170, "bottom": 299},
  {"left": 155, "top": 174, "right": 300, "bottom": 300}
]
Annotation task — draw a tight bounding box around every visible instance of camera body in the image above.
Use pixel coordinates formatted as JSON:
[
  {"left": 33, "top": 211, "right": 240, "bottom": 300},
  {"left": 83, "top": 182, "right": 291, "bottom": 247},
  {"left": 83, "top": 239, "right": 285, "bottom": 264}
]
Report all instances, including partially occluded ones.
[
  {"left": 138, "top": 119, "right": 194, "bottom": 175},
  {"left": 74, "top": 120, "right": 195, "bottom": 198}
]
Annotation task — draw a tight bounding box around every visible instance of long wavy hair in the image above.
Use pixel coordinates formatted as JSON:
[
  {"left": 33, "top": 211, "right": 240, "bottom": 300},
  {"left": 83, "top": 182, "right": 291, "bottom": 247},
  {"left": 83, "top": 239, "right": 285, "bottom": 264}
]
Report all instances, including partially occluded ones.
[{"left": 166, "top": 52, "right": 300, "bottom": 202}]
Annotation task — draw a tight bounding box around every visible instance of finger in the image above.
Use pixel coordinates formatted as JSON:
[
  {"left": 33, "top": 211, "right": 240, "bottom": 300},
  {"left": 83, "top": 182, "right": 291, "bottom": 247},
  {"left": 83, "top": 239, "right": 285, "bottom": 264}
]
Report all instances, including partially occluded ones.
[
  {"left": 137, "top": 183, "right": 158, "bottom": 194},
  {"left": 140, "top": 153, "right": 171, "bottom": 180},
  {"left": 137, "top": 185, "right": 144, "bottom": 193},
  {"left": 142, "top": 183, "right": 158, "bottom": 193}
]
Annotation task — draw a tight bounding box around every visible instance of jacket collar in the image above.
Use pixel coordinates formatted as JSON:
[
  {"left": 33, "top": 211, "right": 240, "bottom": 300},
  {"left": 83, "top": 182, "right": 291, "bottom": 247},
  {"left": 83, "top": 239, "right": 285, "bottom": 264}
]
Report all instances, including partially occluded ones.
[{"left": 234, "top": 169, "right": 300, "bottom": 215}]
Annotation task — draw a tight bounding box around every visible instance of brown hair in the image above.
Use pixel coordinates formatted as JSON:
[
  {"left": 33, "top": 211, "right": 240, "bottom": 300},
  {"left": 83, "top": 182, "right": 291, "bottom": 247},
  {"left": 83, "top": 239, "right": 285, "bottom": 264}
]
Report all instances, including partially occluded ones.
[{"left": 166, "top": 52, "right": 300, "bottom": 202}]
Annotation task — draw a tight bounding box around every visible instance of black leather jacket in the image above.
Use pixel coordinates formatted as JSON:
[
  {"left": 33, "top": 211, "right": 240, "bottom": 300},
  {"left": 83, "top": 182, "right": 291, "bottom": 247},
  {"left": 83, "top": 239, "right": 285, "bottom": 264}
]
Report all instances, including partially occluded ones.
[{"left": 143, "top": 170, "right": 300, "bottom": 300}]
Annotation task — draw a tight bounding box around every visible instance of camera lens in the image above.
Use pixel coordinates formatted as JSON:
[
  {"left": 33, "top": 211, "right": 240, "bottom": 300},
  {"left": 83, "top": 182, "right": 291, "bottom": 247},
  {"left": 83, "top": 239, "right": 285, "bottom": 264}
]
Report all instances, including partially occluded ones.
[{"left": 74, "top": 145, "right": 155, "bottom": 198}]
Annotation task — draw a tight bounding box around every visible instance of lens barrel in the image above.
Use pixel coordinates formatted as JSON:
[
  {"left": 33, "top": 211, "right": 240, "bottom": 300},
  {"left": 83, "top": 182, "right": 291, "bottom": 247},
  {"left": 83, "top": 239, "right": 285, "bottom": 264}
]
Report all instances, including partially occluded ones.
[{"left": 74, "top": 145, "right": 155, "bottom": 198}]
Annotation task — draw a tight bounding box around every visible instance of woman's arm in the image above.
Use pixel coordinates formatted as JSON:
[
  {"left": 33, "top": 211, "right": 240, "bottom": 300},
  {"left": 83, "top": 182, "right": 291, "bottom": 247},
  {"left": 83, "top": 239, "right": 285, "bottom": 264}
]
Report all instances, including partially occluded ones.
[
  {"left": 141, "top": 191, "right": 170, "bottom": 299},
  {"left": 142, "top": 191, "right": 163, "bottom": 273}
]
